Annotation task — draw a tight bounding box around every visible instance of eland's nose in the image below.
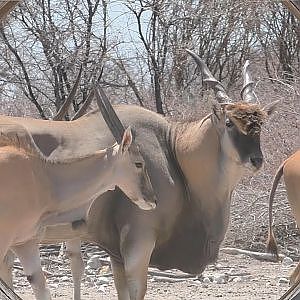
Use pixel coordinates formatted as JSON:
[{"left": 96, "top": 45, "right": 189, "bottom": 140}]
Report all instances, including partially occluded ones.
[{"left": 250, "top": 157, "right": 263, "bottom": 169}]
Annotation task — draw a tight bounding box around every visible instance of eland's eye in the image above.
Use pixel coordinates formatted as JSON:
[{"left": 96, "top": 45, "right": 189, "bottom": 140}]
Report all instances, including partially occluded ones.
[
  {"left": 225, "top": 119, "right": 234, "bottom": 128},
  {"left": 135, "top": 162, "right": 143, "bottom": 168}
]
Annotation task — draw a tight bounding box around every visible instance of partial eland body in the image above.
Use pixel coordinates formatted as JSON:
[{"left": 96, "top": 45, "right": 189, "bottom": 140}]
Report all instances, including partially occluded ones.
[{"left": 266, "top": 150, "right": 300, "bottom": 300}]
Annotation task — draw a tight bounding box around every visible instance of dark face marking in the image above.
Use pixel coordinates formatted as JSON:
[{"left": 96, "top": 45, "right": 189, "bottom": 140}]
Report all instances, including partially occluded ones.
[{"left": 227, "top": 124, "right": 263, "bottom": 169}]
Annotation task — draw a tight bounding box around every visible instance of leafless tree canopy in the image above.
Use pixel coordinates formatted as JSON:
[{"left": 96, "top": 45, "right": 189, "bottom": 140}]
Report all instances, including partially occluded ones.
[{"left": 0, "top": 0, "right": 298, "bottom": 118}]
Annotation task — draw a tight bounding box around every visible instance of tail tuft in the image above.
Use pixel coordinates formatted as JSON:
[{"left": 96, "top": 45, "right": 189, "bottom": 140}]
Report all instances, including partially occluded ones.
[{"left": 266, "top": 228, "right": 279, "bottom": 261}]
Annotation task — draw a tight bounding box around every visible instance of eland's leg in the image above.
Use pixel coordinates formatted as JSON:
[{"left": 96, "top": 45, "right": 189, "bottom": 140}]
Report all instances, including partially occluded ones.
[
  {"left": 66, "top": 239, "right": 84, "bottom": 300},
  {"left": 12, "top": 240, "right": 51, "bottom": 300},
  {"left": 120, "top": 232, "right": 155, "bottom": 300},
  {"left": 290, "top": 262, "right": 300, "bottom": 285},
  {"left": 111, "top": 258, "right": 130, "bottom": 300},
  {"left": 0, "top": 250, "right": 15, "bottom": 288},
  {"left": 0, "top": 237, "right": 13, "bottom": 286}
]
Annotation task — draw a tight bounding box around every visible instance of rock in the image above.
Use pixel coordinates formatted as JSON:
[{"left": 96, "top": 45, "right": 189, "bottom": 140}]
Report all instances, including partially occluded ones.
[
  {"left": 98, "top": 285, "right": 106, "bottom": 293},
  {"left": 232, "top": 277, "right": 243, "bottom": 283},
  {"left": 97, "top": 276, "right": 110, "bottom": 284},
  {"left": 228, "top": 268, "right": 235, "bottom": 275},
  {"left": 85, "top": 266, "right": 94, "bottom": 275},
  {"left": 98, "top": 265, "right": 111, "bottom": 275},
  {"left": 87, "top": 255, "right": 102, "bottom": 270},
  {"left": 282, "top": 257, "right": 293, "bottom": 267},
  {"left": 213, "top": 273, "right": 227, "bottom": 284},
  {"left": 61, "top": 276, "right": 69, "bottom": 282},
  {"left": 203, "top": 277, "right": 211, "bottom": 284},
  {"left": 215, "top": 263, "right": 222, "bottom": 269},
  {"left": 278, "top": 277, "right": 289, "bottom": 285}
]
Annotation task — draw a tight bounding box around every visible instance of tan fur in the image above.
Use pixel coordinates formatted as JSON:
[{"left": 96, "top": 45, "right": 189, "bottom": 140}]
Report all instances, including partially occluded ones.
[
  {"left": 0, "top": 122, "right": 108, "bottom": 164},
  {"left": 266, "top": 150, "right": 300, "bottom": 300}
]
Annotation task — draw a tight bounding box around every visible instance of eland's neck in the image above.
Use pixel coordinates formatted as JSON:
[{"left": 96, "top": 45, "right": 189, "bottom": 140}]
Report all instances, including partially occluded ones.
[
  {"left": 43, "top": 147, "right": 117, "bottom": 212},
  {"left": 174, "top": 116, "right": 244, "bottom": 238}
]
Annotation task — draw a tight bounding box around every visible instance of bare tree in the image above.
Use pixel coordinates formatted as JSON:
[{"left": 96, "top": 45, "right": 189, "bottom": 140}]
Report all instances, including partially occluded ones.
[
  {"left": 258, "top": 1, "right": 300, "bottom": 81},
  {"left": 0, "top": 0, "right": 110, "bottom": 118}
]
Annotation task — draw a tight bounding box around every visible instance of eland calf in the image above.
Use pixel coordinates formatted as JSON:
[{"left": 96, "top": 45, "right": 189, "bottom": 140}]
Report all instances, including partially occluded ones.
[{"left": 0, "top": 87, "right": 156, "bottom": 300}]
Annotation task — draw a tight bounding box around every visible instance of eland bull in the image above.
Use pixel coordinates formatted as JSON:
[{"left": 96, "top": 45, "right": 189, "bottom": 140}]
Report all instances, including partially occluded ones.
[
  {"left": 0, "top": 87, "right": 156, "bottom": 300},
  {"left": 1, "top": 51, "right": 278, "bottom": 300},
  {"left": 266, "top": 150, "right": 300, "bottom": 300}
]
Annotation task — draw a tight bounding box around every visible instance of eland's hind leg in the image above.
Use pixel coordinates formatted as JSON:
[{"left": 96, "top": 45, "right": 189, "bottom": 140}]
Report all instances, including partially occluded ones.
[
  {"left": 66, "top": 239, "right": 84, "bottom": 300},
  {"left": 12, "top": 239, "right": 51, "bottom": 300},
  {"left": 284, "top": 160, "right": 300, "bottom": 286}
]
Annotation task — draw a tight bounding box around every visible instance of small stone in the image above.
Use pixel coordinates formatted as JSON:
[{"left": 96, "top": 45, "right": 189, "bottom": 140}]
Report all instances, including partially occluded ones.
[
  {"left": 87, "top": 255, "right": 102, "bottom": 270},
  {"left": 213, "top": 273, "right": 227, "bottom": 284},
  {"left": 48, "top": 283, "right": 59, "bottom": 289},
  {"left": 203, "top": 277, "right": 211, "bottom": 284},
  {"left": 228, "top": 268, "right": 235, "bottom": 275},
  {"left": 282, "top": 257, "right": 293, "bottom": 267},
  {"left": 232, "top": 277, "right": 242, "bottom": 283},
  {"left": 278, "top": 277, "right": 289, "bottom": 285},
  {"left": 85, "top": 267, "right": 94, "bottom": 275},
  {"left": 61, "top": 276, "right": 69, "bottom": 282},
  {"left": 97, "top": 276, "right": 110, "bottom": 284},
  {"left": 98, "top": 285, "right": 106, "bottom": 293},
  {"left": 98, "top": 265, "right": 111, "bottom": 275}
]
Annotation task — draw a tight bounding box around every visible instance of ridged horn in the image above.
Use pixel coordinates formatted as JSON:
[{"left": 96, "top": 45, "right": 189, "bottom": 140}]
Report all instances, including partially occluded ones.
[
  {"left": 53, "top": 65, "right": 82, "bottom": 120},
  {"left": 240, "top": 60, "right": 258, "bottom": 103},
  {"left": 186, "top": 49, "right": 231, "bottom": 103},
  {"left": 94, "top": 86, "right": 125, "bottom": 144},
  {"left": 71, "top": 89, "right": 94, "bottom": 120}
]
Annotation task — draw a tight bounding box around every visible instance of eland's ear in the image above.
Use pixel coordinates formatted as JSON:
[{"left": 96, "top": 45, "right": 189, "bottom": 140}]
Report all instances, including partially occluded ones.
[
  {"left": 262, "top": 100, "right": 279, "bottom": 116},
  {"left": 120, "top": 126, "right": 133, "bottom": 154}
]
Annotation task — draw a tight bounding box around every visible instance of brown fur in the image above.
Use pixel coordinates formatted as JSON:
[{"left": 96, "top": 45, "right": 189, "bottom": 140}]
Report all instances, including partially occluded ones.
[{"left": 224, "top": 103, "right": 267, "bottom": 135}]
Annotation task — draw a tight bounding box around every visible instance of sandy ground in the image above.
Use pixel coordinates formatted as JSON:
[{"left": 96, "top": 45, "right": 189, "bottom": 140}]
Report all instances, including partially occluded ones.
[{"left": 15, "top": 252, "right": 298, "bottom": 300}]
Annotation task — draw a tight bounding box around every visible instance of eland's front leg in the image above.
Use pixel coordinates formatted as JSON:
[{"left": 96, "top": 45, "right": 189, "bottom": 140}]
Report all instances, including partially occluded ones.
[
  {"left": 119, "top": 231, "right": 155, "bottom": 300},
  {"left": 66, "top": 239, "right": 84, "bottom": 300},
  {"left": 12, "top": 240, "right": 51, "bottom": 300}
]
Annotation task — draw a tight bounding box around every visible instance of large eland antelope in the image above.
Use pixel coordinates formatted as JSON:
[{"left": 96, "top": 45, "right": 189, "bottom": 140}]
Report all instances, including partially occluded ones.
[
  {"left": 266, "top": 150, "right": 300, "bottom": 300},
  {"left": 0, "top": 87, "right": 156, "bottom": 300},
  {"left": 1, "top": 50, "right": 279, "bottom": 300}
]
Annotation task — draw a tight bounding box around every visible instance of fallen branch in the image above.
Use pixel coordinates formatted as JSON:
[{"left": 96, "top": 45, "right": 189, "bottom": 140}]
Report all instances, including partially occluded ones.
[
  {"left": 220, "top": 247, "right": 285, "bottom": 262},
  {"left": 152, "top": 276, "right": 188, "bottom": 283},
  {"left": 148, "top": 269, "right": 196, "bottom": 279}
]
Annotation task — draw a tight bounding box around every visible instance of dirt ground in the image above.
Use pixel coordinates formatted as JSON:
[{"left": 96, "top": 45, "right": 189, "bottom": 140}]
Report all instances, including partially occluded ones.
[{"left": 16, "top": 252, "right": 297, "bottom": 300}]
